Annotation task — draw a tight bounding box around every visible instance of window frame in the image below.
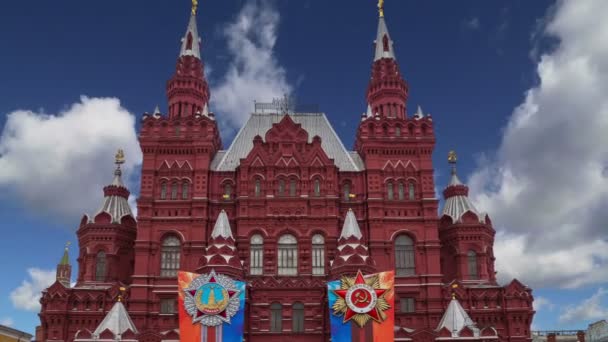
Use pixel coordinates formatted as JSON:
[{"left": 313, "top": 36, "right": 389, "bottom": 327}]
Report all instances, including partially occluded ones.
[
  {"left": 311, "top": 234, "right": 325, "bottom": 276},
  {"left": 277, "top": 234, "right": 298, "bottom": 276},
  {"left": 292, "top": 302, "right": 305, "bottom": 333},
  {"left": 270, "top": 302, "right": 283, "bottom": 332},
  {"left": 160, "top": 236, "right": 181, "bottom": 277},
  {"left": 400, "top": 297, "right": 415, "bottom": 313},
  {"left": 250, "top": 234, "right": 264, "bottom": 275},
  {"left": 468, "top": 250, "right": 479, "bottom": 280},
  {"left": 95, "top": 251, "right": 106, "bottom": 282},
  {"left": 395, "top": 235, "right": 416, "bottom": 277}
]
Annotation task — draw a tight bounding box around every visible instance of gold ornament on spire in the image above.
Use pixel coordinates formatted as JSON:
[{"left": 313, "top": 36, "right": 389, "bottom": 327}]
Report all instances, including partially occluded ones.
[
  {"left": 118, "top": 287, "right": 127, "bottom": 302},
  {"left": 378, "top": 0, "right": 385, "bottom": 18},
  {"left": 448, "top": 150, "right": 457, "bottom": 164},
  {"left": 115, "top": 149, "right": 125, "bottom": 165},
  {"left": 451, "top": 283, "right": 459, "bottom": 300},
  {"left": 65, "top": 241, "right": 71, "bottom": 251},
  {"left": 192, "top": 0, "right": 198, "bottom": 16}
]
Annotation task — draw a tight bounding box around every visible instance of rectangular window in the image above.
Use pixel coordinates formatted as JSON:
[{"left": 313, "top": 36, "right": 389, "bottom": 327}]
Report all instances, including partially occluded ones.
[
  {"left": 250, "top": 245, "right": 263, "bottom": 275},
  {"left": 395, "top": 245, "right": 415, "bottom": 276},
  {"left": 400, "top": 298, "right": 415, "bottom": 313},
  {"left": 278, "top": 246, "right": 298, "bottom": 276},
  {"left": 270, "top": 306, "right": 282, "bottom": 332},
  {"left": 312, "top": 245, "right": 325, "bottom": 275},
  {"left": 160, "top": 298, "right": 176, "bottom": 314}
]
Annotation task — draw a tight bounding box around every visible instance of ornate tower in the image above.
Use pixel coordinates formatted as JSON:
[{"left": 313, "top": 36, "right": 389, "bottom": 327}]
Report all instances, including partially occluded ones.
[
  {"left": 439, "top": 151, "right": 497, "bottom": 284},
  {"left": 132, "top": 1, "right": 222, "bottom": 335},
  {"left": 76, "top": 150, "right": 137, "bottom": 285},
  {"left": 366, "top": 0, "right": 408, "bottom": 119},
  {"left": 166, "top": 1, "right": 210, "bottom": 119},
  {"left": 56, "top": 243, "right": 72, "bottom": 288}
]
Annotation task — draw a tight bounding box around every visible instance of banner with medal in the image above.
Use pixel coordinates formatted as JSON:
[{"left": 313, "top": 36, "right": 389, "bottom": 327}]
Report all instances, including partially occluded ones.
[
  {"left": 328, "top": 270, "right": 395, "bottom": 342},
  {"left": 178, "top": 270, "right": 246, "bottom": 342}
]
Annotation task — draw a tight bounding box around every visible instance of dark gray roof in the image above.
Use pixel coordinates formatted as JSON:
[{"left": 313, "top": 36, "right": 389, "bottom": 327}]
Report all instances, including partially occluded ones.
[{"left": 211, "top": 113, "right": 365, "bottom": 172}]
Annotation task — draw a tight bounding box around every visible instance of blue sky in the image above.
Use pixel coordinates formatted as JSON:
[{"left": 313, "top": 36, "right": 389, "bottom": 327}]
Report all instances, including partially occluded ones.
[{"left": 1, "top": 0, "right": 608, "bottom": 334}]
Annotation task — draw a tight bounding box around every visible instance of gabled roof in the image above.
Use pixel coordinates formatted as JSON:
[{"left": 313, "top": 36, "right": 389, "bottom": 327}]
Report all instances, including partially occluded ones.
[
  {"left": 211, "top": 113, "right": 365, "bottom": 172},
  {"left": 93, "top": 301, "right": 138, "bottom": 338}
]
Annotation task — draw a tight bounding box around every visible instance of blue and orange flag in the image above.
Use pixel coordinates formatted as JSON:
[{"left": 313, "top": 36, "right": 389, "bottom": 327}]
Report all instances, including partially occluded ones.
[
  {"left": 328, "top": 270, "right": 395, "bottom": 342},
  {"left": 178, "top": 270, "right": 246, "bottom": 342}
]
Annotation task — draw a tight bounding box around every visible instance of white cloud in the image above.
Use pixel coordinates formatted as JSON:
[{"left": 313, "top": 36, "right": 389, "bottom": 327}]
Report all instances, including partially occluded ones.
[
  {"left": 0, "top": 317, "right": 14, "bottom": 327},
  {"left": 559, "top": 288, "right": 608, "bottom": 324},
  {"left": 0, "top": 96, "right": 142, "bottom": 221},
  {"left": 212, "top": 0, "right": 292, "bottom": 130},
  {"left": 464, "top": 17, "right": 480, "bottom": 30},
  {"left": 533, "top": 296, "right": 555, "bottom": 312},
  {"left": 468, "top": 0, "right": 608, "bottom": 289},
  {"left": 10, "top": 268, "right": 56, "bottom": 312}
]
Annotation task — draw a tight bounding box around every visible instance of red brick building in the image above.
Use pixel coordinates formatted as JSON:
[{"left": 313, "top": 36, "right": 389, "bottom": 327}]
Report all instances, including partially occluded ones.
[{"left": 36, "top": 4, "right": 535, "bottom": 342}]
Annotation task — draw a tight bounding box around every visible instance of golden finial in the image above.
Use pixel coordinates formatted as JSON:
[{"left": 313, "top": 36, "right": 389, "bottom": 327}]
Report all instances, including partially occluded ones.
[
  {"left": 378, "top": 0, "right": 385, "bottom": 18},
  {"left": 115, "top": 149, "right": 125, "bottom": 165},
  {"left": 65, "top": 241, "right": 71, "bottom": 251},
  {"left": 118, "top": 287, "right": 127, "bottom": 302},
  {"left": 192, "top": 0, "right": 199, "bottom": 16},
  {"left": 448, "top": 150, "right": 457, "bottom": 164},
  {"left": 451, "top": 283, "right": 459, "bottom": 300}
]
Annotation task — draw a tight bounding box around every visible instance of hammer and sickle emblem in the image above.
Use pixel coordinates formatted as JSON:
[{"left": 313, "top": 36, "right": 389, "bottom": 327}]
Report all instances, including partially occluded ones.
[{"left": 353, "top": 290, "right": 370, "bottom": 305}]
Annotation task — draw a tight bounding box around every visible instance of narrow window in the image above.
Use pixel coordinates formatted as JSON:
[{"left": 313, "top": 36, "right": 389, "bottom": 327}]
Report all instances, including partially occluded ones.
[
  {"left": 468, "top": 250, "right": 478, "bottom": 280},
  {"left": 278, "top": 179, "right": 285, "bottom": 196},
  {"left": 409, "top": 182, "right": 415, "bottom": 200},
  {"left": 387, "top": 182, "right": 394, "bottom": 200},
  {"left": 292, "top": 302, "right": 305, "bottom": 333},
  {"left": 160, "top": 182, "right": 167, "bottom": 200},
  {"left": 160, "top": 298, "right": 176, "bottom": 314},
  {"left": 182, "top": 182, "right": 189, "bottom": 200},
  {"left": 171, "top": 183, "right": 178, "bottom": 200},
  {"left": 396, "top": 126, "right": 401, "bottom": 136},
  {"left": 250, "top": 234, "right": 264, "bottom": 275},
  {"left": 186, "top": 32, "right": 193, "bottom": 51},
  {"left": 289, "top": 179, "right": 297, "bottom": 197},
  {"left": 400, "top": 298, "right": 415, "bottom": 313},
  {"left": 383, "top": 34, "right": 390, "bottom": 52},
  {"left": 278, "top": 234, "right": 298, "bottom": 276},
  {"left": 160, "top": 236, "right": 181, "bottom": 277},
  {"left": 343, "top": 183, "right": 351, "bottom": 201},
  {"left": 95, "top": 251, "right": 106, "bottom": 282},
  {"left": 313, "top": 179, "right": 321, "bottom": 197},
  {"left": 270, "top": 302, "right": 283, "bottom": 332},
  {"left": 312, "top": 234, "right": 325, "bottom": 275},
  {"left": 254, "top": 179, "right": 261, "bottom": 197},
  {"left": 224, "top": 183, "right": 232, "bottom": 199},
  {"left": 395, "top": 235, "right": 415, "bottom": 276},
  {"left": 398, "top": 182, "right": 405, "bottom": 200}
]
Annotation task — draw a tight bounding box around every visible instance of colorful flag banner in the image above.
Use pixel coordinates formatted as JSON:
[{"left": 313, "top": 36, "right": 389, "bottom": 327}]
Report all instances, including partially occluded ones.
[
  {"left": 328, "top": 270, "right": 395, "bottom": 342},
  {"left": 178, "top": 270, "right": 246, "bottom": 342}
]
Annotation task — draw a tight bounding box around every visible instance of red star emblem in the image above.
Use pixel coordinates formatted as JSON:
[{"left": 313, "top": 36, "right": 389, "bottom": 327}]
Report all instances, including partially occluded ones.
[{"left": 333, "top": 270, "right": 387, "bottom": 325}]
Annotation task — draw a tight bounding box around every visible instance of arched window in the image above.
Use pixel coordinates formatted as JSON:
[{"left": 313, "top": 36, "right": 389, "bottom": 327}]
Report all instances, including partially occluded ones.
[
  {"left": 313, "top": 179, "right": 321, "bottom": 197},
  {"left": 468, "top": 250, "right": 478, "bottom": 280},
  {"left": 182, "top": 182, "right": 189, "bottom": 200},
  {"left": 289, "top": 179, "right": 297, "bottom": 197},
  {"left": 409, "top": 182, "right": 415, "bottom": 200},
  {"left": 250, "top": 234, "right": 264, "bottom": 275},
  {"left": 343, "top": 183, "right": 351, "bottom": 201},
  {"left": 278, "top": 179, "right": 285, "bottom": 196},
  {"left": 171, "top": 183, "right": 178, "bottom": 200},
  {"left": 387, "top": 182, "right": 394, "bottom": 200},
  {"left": 254, "top": 178, "right": 261, "bottom": 197},
  {"left": 396, "top": 126, "right": 401, "bottom": 136},
  {"left": 292, "top": 302, "right": 305, "bottom": 333},
  {"left": 278, "top": 234, "right": 298, "bottom": 276},
  {"left": 398, "top": 182, "right": 405, "bottom": 200},
  {"left": 160, "top": 236, "right": 181, "bottom": 277},
  {"left": 270, "top": 302, "right": 282, "bottom": 332},
  {"left": 160, "top": 182, "right": 167, "bottom": 200},
  {"left": 224, "top": 183, "right": 232, "bottom": 198},
  {"left": 186, "top": 32, "right": 193, "bottom": 50},
  {"left": 95, "top": 251, "right": 106, "bottom": 282},
  {"left": 312, "top": 234, "right": 325, "bottom": 275},
  {"left": 395, "top": 235, "right": 415, "bottom": 276}
]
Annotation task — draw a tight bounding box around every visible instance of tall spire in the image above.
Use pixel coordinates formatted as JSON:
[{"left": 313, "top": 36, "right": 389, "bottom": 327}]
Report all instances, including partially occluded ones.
[
  {"left": 366, "top": 0, "right": 408, "bottom": 119},
  {"left": 166, "top": 0, "right": 210, "bottom": 119},
  {"left": 56, "top": 242, "right": 71, "bottom": 288}
]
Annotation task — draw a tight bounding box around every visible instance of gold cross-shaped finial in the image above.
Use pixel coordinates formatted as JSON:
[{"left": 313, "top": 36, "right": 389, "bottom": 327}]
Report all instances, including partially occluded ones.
[
  {"left": 378, "top": 0, "right": 385, "bottom": 18},
  {"left": 448, "top": 150, "right": 458, "bottom": 164},
  {"left": 115, "top": 149, "right": 125, "bottom": 165}
]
